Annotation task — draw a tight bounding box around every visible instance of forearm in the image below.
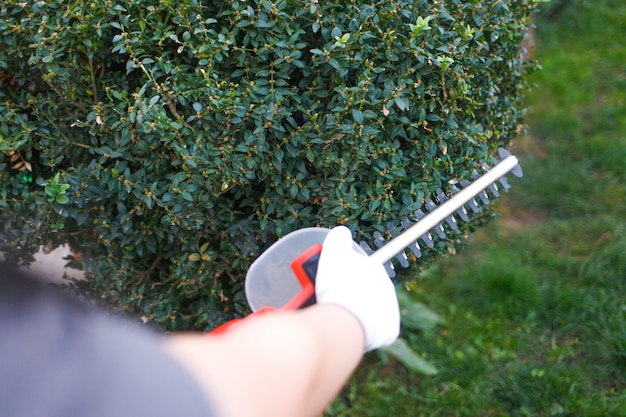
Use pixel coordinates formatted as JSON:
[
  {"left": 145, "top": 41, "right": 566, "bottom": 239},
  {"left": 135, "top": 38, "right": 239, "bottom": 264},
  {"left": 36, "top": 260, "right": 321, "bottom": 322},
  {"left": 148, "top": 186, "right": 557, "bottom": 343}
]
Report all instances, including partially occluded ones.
[
  {"left": 163, "top": 304, "right": 365, "bottom": 417},
  {"left": 291, "top": 305, "right": 365, "bottom": 415}
]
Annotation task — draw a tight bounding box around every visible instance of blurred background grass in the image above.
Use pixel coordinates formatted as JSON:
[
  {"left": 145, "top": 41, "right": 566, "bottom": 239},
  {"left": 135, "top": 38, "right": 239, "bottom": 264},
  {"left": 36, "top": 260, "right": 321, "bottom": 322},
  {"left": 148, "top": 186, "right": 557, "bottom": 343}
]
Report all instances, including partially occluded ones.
[{"left": 326, "top": 1, "right": 626, "bottom": 416}]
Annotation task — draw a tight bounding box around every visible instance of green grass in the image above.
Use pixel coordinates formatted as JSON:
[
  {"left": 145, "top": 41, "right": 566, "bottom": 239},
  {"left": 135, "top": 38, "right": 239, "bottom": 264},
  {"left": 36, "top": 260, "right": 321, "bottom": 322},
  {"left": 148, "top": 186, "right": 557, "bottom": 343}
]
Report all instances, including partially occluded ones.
[{"left": 325, "top": 1, "right": 626, "bottom": 416}]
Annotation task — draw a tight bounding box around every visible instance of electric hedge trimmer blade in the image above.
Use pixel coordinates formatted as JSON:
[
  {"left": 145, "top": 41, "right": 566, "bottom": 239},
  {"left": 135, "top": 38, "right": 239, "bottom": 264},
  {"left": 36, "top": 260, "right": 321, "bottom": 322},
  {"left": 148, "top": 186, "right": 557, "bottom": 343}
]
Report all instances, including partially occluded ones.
[
  {"left": 357, "top": 148, "right": 523, "bottom": 277},
  {"left": 241, "top": 147, "right": 523, "bottom": 314}
]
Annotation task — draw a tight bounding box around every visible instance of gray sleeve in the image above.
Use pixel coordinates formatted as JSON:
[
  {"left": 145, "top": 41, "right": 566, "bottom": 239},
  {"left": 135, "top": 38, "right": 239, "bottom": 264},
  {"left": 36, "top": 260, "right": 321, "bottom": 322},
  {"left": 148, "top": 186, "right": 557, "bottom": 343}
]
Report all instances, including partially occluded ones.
[{"left": 0, "top": 272, "right": 216, "bottom": 417}]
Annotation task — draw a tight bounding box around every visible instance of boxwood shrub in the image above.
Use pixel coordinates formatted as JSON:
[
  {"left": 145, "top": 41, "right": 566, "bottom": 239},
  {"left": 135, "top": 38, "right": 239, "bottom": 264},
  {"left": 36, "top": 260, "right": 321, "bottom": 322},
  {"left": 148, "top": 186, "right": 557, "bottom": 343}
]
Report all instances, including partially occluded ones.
[{"left": 0, "top": 0, "right": 539, "bottom": 330}]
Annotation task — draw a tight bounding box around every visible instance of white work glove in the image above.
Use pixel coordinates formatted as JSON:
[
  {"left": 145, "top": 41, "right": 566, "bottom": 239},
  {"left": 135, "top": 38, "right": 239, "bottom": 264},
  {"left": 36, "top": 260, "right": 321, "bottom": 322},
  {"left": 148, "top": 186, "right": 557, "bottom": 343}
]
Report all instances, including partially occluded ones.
[{"left": 315, "top": 226, "right": 400, "bottom": 351}]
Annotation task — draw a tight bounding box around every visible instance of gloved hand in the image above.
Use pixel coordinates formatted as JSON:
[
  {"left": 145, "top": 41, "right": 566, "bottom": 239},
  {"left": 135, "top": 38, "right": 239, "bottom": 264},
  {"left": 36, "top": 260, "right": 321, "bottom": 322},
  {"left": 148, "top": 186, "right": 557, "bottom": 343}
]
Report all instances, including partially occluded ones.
[{"left": 315, "top": 226, "right": 400, "bottom": 351}]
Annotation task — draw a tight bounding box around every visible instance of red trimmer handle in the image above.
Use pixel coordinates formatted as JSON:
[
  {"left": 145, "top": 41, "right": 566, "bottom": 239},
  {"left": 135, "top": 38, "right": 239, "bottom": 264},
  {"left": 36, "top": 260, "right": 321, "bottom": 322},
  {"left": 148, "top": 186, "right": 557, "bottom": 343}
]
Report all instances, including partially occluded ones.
[
  {"left": 208, "top": 306, "right": 276, "bottom": 335},
  {"left": 208, "top": 244, "right": 322, "bottom": 335},
  {"left": 283, "top": 243, "right": 321, "bottom": 310}
]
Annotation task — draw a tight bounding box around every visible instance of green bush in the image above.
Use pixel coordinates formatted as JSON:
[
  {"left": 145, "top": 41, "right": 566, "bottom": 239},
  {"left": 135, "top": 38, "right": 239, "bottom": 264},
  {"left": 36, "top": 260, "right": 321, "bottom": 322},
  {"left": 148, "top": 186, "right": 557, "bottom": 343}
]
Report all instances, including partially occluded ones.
[{"left": 0, "top": 0, "right": 539, "bottom": 330}]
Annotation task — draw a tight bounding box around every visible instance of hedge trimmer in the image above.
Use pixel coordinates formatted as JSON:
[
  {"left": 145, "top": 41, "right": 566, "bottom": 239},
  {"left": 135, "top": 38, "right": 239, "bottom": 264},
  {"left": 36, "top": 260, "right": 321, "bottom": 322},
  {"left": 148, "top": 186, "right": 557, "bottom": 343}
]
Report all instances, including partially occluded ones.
[{"left": 211, "top": 148, "right": 522, "bottom": 333}]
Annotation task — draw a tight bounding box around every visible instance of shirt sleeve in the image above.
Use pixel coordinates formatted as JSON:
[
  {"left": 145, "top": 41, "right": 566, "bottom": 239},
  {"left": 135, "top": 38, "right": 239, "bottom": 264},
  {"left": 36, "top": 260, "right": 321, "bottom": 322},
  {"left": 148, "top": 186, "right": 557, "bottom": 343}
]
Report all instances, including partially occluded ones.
[{"left": 0, "top": 270, "right": 216, "bottom": 417}]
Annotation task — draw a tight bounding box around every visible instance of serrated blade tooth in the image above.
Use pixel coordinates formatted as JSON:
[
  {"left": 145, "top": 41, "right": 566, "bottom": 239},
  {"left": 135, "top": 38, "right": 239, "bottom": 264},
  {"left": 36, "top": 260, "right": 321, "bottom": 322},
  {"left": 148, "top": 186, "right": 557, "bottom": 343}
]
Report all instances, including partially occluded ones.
[
  {"left": 382, "top": 223, "right": 411, "bottom": 270},
  {"left": 467, "top": 198, "right": 481, "bottom": 213},
  {"left": 434, "top": 226, "right": 446, "bottom": 239},
  {"left": 477, "top": 191, "right": 490, "bottom": 205},
  {"left": 435, "top": 189, "right": 459, "bottom": 229},
  {"left": 400, "top": 218, "right": 423, "bottom": 258},
  {"left": 424, "top": 198, "right": 446, "bottom": 238},
  {"left": 450, "top": 185, "right": 470, "bottom": 221},
  {"left": 456, "top": 206, "right": 469, "bottom": 221},
  {"left": 488, "top": 182, "right": 500, "bottom": 197},
  {"left": 435, "top": 188, "right": 448, "bottom": 203},
  {"left": 424, "top": 198, "right": 438, "bottom": 212},
  {"left": 459, "top": 180, "right": 483, "bottom": 212},
  {"left": 413, "top": 209, "right": 435, "bottom": 246},
  {"left": 511, "top": 165, "right": 523, "bottom": 177},
  {"left": 446, "top": 214, "right": 458, "bottom": 229},
  {"left": 373, "top": 231, "right": 386, "bottom": 248},
  {"left": 359, "top": 240, "right": 374, "bottom": 255},
  {"left": 386, "top": 222, "right": 400, "bottom": 237},
  {"left": 362, "top": 235, "right": 396, "bottom": 277},
  {"left": 497, "top": 147, "right": 511, "bottom": 158},
  {"left": 498, "top": 148, "right": 523, "bottom": 177},
  {"left": 498, "top": 176, "right": 511, "bottom": 191},
  {"left": 408, "top": 242, "right": 422, "bottom": 258},
  {"left": 395, "top": 252, "right": 410, "bottom": 268},
  {"left": 421, "top": 232, "right": 435, "bottom": 248},
  {"left": 435, "top": 189, "right": 453, "bottom": 221}
]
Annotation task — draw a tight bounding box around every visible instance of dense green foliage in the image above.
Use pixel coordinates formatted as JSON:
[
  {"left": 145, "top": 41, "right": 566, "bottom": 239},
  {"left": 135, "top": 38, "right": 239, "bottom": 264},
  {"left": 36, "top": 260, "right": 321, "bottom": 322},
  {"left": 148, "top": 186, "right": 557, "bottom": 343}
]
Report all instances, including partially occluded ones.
[
  {"left": 327, "top": 0, "right": 626, "bottom": 415},
  {"left": 0, "top": 0, "right": 537, "bottom": 329}
]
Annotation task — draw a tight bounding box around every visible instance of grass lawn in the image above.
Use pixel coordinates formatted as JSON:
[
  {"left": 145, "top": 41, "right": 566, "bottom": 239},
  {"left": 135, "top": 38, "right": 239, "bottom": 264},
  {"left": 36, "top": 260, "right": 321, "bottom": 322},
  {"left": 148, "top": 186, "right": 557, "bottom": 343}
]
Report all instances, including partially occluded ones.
[{"left": 326, "top": 1, "right": 626, "bottom": 416}]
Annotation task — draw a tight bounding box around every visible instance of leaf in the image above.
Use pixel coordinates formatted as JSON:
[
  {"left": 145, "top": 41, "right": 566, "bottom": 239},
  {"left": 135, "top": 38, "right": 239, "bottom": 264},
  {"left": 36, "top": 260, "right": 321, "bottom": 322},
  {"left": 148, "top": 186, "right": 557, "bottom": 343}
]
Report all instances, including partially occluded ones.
[
  {"left": 397, "top": 287, "right": 443, "bottom": 331},
  {"left": 56, "top": 195, "right": 69, "bottom": 204},
  {"left": 200, "top": 242, "right": 210, "bottom": 253},
  {"left": 188, "top": 253, "right": 201, "bottom": 262},
  {"left": 126, "top": 60, "right": 138, "bottom": 73},
  {"left": 289, "top": 183, "right": 298, "bottom": 199},
  {"left": 352, "top": 109, "right": 364, "bottom": 124},
  {"left": 445, "top": 116, "right": 458, "bottom": 129},
  {"left": 382, "top": 338, "right": 438, "bottom": 375},
  {"left": 394, "top": 97, "right": 408, "bottom": 111},
  {"left": 328, "top": 57, "right": 341, "bottom": 71}
]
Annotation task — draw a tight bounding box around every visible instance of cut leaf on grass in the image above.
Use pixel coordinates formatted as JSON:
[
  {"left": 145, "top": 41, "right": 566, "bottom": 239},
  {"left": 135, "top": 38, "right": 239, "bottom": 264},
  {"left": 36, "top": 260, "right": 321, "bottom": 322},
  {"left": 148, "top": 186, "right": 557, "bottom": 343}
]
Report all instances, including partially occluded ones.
[
  {"left": 397, "top": 287, "right": 443, "bottom": 331},
  {"left": 382, "top": 338, "right": 438, "bottom": 375}
]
